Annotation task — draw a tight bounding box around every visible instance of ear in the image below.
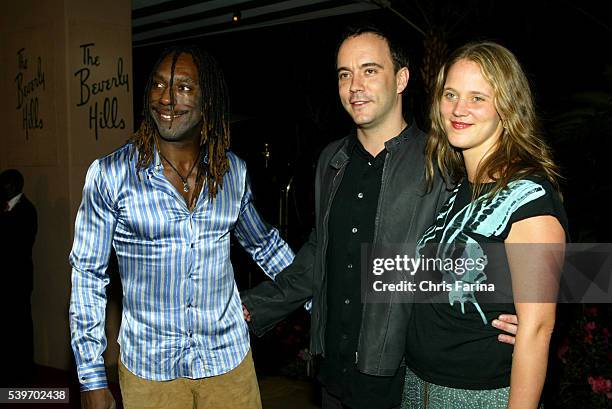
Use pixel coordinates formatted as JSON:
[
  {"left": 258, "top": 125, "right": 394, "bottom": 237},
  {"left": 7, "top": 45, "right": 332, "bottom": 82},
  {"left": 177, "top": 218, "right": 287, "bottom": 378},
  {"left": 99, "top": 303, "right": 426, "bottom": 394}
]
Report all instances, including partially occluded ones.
[{"left": 396, "top": 67, "right": 409, "bottom": 94}]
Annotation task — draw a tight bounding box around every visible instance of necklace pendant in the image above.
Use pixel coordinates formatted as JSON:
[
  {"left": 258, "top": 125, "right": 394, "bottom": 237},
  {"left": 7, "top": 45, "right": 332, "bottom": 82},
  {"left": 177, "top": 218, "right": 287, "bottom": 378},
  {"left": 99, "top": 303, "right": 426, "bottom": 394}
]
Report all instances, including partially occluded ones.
[{"left": 183, "top": 182, "right": 190, "bottom": 192}]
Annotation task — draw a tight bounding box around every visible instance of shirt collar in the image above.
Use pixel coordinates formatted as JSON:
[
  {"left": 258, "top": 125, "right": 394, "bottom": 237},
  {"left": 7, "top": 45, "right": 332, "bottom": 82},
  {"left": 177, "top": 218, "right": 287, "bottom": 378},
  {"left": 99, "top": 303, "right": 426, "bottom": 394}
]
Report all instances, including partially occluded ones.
[
  {"left": 348, "top": 121, "right": 416, "bottom": 154},
  {"left": 151, "top": 147, "right": 163, "bottom": 174},
  {"left": 145, "top": 144, "right": 209, "bottom": 175},
  {"left": 6, "top": 193, "right": 23, "bottom": 211},
  {"left": 349, "top": 133, "right": 386, "bottom": 168},
  {"left": 383, "top": 122, "right": 418, "bottom": 152}
]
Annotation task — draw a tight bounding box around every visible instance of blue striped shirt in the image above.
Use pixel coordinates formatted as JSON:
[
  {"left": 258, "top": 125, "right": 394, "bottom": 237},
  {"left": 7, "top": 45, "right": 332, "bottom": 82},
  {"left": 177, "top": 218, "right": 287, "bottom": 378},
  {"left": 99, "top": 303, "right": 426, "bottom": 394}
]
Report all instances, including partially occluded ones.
[{"left": 69, "top": 143, "right": 294, "bottom": 391}]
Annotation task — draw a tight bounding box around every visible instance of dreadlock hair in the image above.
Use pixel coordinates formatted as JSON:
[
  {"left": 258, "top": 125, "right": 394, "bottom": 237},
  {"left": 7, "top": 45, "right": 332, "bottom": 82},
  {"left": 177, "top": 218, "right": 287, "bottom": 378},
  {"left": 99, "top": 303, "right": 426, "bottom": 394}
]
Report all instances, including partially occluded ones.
[
  {"left": 132, "top": 44, "right": 230, "bottom": 199},
  {"left": 425, "top": 41, "right": 562, "bottom": 200}
]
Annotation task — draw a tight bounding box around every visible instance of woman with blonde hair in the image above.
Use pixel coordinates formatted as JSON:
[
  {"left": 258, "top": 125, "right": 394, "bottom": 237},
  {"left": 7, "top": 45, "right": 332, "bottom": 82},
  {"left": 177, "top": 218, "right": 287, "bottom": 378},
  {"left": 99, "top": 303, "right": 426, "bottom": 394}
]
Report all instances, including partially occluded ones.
[{"left": 402, "top": 41, "right": 567, "bottom": 408}]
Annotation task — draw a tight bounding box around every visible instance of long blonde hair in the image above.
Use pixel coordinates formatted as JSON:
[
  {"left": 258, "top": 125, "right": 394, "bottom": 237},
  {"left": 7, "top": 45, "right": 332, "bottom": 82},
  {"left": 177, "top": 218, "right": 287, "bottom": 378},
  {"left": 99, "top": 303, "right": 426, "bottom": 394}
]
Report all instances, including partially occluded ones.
[{"left": 425, "top": 41, "right": 561, "bottom": 198}]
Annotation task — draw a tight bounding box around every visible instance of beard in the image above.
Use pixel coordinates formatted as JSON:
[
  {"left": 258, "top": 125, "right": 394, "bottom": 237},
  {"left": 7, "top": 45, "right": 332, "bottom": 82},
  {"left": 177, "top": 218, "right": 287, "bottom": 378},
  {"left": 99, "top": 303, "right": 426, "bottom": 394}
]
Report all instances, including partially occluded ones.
[{"left": 150, "top": 107, "right": 202, "bottom": 142}]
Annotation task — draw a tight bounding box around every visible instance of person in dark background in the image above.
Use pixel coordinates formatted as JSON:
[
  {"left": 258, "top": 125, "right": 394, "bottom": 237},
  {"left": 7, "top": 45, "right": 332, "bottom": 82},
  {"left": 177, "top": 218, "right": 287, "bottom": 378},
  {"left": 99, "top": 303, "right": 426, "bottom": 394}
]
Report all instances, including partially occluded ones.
[
  {"left": 242, "top": 26, "right": 520, "bottom": 409},
  {"left": 69, "top": 45, "right": 294, "bottom": 409},
  {"left": 0, "top": 169, "right": 38, "bottom": 387}
]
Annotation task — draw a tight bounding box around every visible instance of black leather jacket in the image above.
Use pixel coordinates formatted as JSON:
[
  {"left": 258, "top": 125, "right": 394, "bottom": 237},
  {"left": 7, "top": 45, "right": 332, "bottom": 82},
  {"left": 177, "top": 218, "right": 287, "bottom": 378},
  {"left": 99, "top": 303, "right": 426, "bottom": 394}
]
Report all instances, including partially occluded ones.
[{"left": 241, "top": 123, "right": 449, "bottom": 376}]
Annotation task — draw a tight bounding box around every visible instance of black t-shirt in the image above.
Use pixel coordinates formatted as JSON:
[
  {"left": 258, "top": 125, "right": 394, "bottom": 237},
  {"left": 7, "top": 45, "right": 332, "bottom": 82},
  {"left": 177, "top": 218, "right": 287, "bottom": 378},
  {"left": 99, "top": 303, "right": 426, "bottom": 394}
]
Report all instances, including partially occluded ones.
[{"left": 405, "top": 177, "right": 568, "bottom": 389}]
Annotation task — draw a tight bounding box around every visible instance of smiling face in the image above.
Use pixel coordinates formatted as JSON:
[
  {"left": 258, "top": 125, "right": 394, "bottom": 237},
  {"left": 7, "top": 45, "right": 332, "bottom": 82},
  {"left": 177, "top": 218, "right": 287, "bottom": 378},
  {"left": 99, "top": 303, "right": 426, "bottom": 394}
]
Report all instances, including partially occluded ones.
[
  {"left": 336, "top": 33, "right": 408, "bottom": 133},
  {"left": 440, "top": 59, "right": 504, "bottom": 162},
  {"left": 149, "top": 52, "right": 203, "bottom": 142}
]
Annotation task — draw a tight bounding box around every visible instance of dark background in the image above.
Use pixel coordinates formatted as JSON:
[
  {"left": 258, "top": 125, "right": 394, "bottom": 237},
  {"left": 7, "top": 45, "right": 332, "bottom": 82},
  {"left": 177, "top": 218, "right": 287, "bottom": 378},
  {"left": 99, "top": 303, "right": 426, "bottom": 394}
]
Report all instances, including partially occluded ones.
[
  {"left": 134, "top": 0, "right": 612, "bottom": 246},
  {"left": 131, "top": 1, "right": 611, "bottom": 407}
]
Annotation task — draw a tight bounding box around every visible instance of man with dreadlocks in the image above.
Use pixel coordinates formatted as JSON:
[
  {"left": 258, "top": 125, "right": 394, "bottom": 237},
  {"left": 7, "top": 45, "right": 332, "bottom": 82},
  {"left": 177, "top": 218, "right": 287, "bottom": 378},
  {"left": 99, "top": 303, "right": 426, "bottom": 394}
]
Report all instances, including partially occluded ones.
[{"left": 69, "top": 45, "right": 294, "bottom": 409}]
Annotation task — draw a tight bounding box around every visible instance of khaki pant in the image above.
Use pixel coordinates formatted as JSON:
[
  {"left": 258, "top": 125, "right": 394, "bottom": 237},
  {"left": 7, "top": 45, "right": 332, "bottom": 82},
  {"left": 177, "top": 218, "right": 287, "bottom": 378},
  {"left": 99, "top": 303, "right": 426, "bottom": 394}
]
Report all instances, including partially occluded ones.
[{"left": 118, "top": 349, "right": 262, "bottom": 409}]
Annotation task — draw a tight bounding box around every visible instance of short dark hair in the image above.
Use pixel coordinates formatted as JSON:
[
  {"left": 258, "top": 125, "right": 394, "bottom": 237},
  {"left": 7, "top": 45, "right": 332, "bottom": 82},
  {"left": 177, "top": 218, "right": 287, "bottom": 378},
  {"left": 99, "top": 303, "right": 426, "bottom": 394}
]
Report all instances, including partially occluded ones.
[
  {"left": 0, "top": 169, "right": 24, "bottom": 193},
  {"left": 336, "top": 25, "right": 409, "bottom": 72}
]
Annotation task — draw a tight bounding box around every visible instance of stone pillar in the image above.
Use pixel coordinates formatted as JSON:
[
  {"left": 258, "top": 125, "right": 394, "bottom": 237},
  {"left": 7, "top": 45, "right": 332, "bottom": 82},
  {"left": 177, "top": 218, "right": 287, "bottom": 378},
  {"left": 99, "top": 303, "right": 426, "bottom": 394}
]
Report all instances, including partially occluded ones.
[{"left": 0, "top": 0, "right": 132, "bottom": 374}]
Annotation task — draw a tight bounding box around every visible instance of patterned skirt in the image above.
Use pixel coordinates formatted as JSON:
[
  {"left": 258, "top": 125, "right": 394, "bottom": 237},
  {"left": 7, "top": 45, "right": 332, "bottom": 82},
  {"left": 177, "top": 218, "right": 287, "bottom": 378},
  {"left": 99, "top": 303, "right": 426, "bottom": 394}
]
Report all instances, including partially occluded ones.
[{"left": 401, "top": 368, "right": 512, "bottom": 409}]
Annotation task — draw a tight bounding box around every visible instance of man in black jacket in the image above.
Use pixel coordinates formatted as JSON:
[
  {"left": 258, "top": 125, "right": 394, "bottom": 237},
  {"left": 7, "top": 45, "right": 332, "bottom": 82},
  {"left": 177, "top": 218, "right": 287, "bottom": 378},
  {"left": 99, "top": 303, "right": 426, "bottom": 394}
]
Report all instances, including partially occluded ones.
[
  {"left": 0, "top": 169, "right": 38, "bottom": 387},
  {"left": 242, "top": 26, "right": 519, "bottom": 408}
]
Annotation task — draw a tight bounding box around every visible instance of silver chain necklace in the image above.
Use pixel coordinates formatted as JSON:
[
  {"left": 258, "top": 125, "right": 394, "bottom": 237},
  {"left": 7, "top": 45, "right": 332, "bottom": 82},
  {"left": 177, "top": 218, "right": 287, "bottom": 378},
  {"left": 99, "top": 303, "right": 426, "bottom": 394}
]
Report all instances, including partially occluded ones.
[{"left": 159, "top": 151, "right": 199, "bottom": 192}]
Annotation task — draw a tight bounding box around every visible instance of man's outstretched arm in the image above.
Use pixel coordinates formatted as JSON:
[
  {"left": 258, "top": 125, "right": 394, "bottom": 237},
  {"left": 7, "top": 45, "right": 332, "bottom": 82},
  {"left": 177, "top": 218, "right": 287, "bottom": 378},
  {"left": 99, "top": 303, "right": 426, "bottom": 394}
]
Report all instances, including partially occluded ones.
[
  {"left": 233, "top": 164, "right": 315, "bottom": 335},
  {"left": 69, "top": 160, "right": 118, "bottom": 407},
  {"left": 241, "top": 228, "right": 317, "bottom": 336}
]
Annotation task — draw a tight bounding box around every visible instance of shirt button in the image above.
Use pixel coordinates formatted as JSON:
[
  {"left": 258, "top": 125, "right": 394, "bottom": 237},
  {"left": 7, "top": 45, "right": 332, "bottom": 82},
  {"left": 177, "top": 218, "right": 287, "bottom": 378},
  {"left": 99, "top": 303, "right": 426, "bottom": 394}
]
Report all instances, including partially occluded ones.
[
  {"left": 342, "top": 334, "right": 348, "bottom": 340},
  {"left": 351, "top": 227, "right": 358, "bottom": 233},
  {"left": 357, "top": 192, "right": 363, "bottom": 199},
  {"left": 347, "top": 264, "right": 353, "bottom": 269},
  {"left": 342, "top": 368, "right": 348, "bottom": 373},
  {"left": 344, "top": 298, "right": 350, "bottom": 305},
  {"left": 188, "top": 332, "right": 192, "bottom": 337}
]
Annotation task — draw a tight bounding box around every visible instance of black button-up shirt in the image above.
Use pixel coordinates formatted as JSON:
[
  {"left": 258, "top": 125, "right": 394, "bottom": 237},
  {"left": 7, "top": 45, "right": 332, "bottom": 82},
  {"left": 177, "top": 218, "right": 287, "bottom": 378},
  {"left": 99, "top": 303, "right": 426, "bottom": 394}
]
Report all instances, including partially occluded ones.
[{"left": 318, "top": 134, "right": 405, "bottom": 409}]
